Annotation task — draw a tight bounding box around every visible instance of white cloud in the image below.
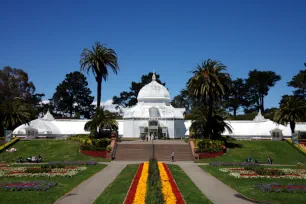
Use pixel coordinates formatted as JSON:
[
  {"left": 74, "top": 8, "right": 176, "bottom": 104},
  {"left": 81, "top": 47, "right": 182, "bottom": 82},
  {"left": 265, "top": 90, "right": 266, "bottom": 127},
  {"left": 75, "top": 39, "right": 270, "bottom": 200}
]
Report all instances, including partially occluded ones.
[
  {"left": 39, "top": 99, "right": 119, "bottom": 113},
  {"left": 92, "top": 99, "right": 120, "bottom": 113}
]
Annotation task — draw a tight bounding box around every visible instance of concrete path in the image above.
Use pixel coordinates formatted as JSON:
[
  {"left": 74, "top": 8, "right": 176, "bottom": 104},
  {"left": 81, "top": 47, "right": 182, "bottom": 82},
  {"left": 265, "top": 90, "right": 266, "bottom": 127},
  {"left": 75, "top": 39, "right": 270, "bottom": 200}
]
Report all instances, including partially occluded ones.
[
  {"left": 55, "top": 163, "right": 126, "bottom": 204},
  {"left": 178, "top": 162, "right": 253, "bottom": 204}
]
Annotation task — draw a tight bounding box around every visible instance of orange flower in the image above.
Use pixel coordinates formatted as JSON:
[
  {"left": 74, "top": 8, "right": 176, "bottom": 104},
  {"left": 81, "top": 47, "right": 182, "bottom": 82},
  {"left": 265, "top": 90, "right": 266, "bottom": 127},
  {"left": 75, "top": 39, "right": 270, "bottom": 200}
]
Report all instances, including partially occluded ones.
[{"left": 133, "top": 162, "right": 149, "bottom": 204}]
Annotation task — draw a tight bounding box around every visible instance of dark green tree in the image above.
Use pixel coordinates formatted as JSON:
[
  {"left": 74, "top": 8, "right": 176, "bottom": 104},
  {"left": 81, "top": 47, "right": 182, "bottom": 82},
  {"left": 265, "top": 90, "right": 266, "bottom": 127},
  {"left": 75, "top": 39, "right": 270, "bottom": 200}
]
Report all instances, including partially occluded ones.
[
  {"left": 288, "top": 68, "right": 306, "bottom": 99},
  {"left": 80, "top": 42, "right": 119, "bottom": 108},
  {"left": 84, "top": 107, "right": 118, "bottom": 137},
  {"left": 171, "top": 89, "right": 192, "bottom": 114},
  {"left": 190, "top": 105, "right": 232, "bottom": 139},
  {"left": 187, "top": 59, "right": 231, "bottom": 139},
  {"left": 112, "top": 72, "right": 166, "bottom": 108},
  {"left": 51, "top": 71, "right": 94, "bottom": 118},
  {"left": 245, "top": 69, "right": 281, "bottom": 113},
  {"left": 0, "top": 66, "right": 42, "bottom": 135},
  {"left": 224, "top": 78, "right": 248, "bottom": 116},
  {"left": 0, "top": 99, "right": 33, "bottom": 131},
  {"left": 274, "top": 95, "right": 306, "bottom": 136}
]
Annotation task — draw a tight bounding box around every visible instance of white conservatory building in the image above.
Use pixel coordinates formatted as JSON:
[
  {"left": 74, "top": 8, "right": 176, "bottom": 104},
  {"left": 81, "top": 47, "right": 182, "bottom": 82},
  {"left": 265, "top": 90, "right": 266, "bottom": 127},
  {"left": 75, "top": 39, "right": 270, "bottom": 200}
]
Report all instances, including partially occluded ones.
[
  {"left": 12, "top": 73, "right": 306, "bottom": 140},
  {"left": 120, "top": 73, "right": 186, "bottom": 138}
]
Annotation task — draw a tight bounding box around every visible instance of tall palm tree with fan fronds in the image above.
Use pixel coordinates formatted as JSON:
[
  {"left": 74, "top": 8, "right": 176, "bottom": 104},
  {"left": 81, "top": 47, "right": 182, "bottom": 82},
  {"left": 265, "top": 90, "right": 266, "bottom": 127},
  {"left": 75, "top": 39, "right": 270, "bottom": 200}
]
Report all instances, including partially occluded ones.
[
  {"left": 1, "top": 99, "right": 33, "bottom": 130},
  {"left": 274, "top": 95, "right": 306, "bottom": 139},
  {"left": 187, "top": 59, "right": 231, "bottom": 138},
  {"left": 84, "top": 107, "right": 118, "bottom": 137},
  {"left": 80, "top": 42, "right": 119, "bottom": 108}
]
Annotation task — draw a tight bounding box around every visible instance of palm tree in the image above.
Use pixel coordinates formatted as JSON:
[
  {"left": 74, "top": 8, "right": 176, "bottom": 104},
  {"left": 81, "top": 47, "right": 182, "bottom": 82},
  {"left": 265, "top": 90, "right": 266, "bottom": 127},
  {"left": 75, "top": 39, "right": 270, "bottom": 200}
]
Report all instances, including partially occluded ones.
[
  {"left": 84, "top": 107, "right": 118, "bottom": 137},
  {"left": 274, "top": 95, "right": 306, "bottom": 138},
  {"left": 1, "top": 99, "right": 33, "bottom": 130},
  {"left": 80, "top": 42, "right": 119, "bottom": 108},
  {"left": 187, "top": 59, "right": 231, "bottom": 138},
  {"left": 190, "top": 105, "right": 232, "bottom": 139}
]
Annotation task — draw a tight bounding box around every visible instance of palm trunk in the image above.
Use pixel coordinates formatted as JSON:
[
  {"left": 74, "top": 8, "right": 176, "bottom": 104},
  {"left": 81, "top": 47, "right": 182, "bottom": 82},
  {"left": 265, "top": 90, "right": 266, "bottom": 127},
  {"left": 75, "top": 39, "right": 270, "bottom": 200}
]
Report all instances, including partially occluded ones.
[
  {"left": 233, "top": 108, "right": 237, "bottom": 117},
  {"left": 96, "top": 75, "right": 102, "bottom": 108},
  {"left": 208, "top": 102, "right": 213, "bottom": 139},
  {"left": 290, "top": 121, "right": 296, "bottom": 144},
  {"left": 260, "top": 95, "right": 264, "bottom": 113}
]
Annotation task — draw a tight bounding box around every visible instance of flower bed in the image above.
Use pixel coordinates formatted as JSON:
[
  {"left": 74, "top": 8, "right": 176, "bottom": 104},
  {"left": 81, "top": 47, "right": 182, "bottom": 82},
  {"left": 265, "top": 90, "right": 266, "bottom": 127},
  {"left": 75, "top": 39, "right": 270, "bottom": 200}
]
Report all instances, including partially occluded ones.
[
  {"left": 210, "top": 162, "right": 260, "bottom": 166},
  {"left": 48, "top": 161, "right": 97, "bottom": 165},
  {"left": 124, "top": 162, "right": 148, "bottom": 204},
  {"left": 0, "top": 166, "right": 86, "bottom": 177},
  {"left": 0, "top": 181, "right": 57, "bottom": 191},
  {"left": 124, "top": 161, "right": 185, "bottom": 204},
  {"left": 158, "top": 162, "right": 185, "bottom": 204},
  {"left": 80, "top": 150, "right": 108, "bottom": 158},
  {"left": 255, "top": 183, "right": 306, "bottom": 193},
  {"left": 198, "top": 151, "right": 224, "bottom": 158},
  {"left": 219, "top": 167, "right": 306, "bottom": 179}
]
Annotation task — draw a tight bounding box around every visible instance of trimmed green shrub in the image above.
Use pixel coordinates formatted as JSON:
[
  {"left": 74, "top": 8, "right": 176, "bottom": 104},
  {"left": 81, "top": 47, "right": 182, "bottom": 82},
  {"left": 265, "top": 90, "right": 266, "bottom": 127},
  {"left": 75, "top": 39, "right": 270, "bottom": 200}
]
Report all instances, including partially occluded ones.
[{"left": 197, "top": 139, "right": 224, "bottom": 152}]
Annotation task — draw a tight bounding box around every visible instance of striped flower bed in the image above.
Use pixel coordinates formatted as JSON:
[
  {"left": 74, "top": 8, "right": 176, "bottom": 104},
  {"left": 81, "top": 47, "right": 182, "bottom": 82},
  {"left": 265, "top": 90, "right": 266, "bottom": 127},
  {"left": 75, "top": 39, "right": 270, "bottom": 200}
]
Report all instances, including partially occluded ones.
[
  {"left": 124, "top": 162, "right": 149, "bottom": 204},
  {"left": 158, "top": 162, "right": 185, "bottom": 204},
  {"left": 220, "top": 168, "right": 306, "bottom": 179},
  {"left": 124, "top": 162, "right": 185, "bottom": 204}
]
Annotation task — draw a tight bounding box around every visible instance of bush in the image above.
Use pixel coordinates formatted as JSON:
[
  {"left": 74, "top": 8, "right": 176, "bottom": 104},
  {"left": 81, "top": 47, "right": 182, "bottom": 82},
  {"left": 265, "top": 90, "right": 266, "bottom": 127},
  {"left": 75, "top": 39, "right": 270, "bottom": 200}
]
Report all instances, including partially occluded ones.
[
  {"left": 25, "top": 168, "right": 51, "bottom": 173},
  {"left": 41, "top": 163, "right": 65, "bottom": 169},
  {"left": 197, "top": 139, "right": 224, "bottom": 152},
  {"left": 67, "top": 134, "right": 89, "bottom": 141},
  {"left": 296, "top": 162, "right": 305, "bottom": 169},
  {"left": 106, "top": 145, "right": 112, "bottom": 152},
  {"left": 253, "top": 167, "right": 285, "bottom": 176}
]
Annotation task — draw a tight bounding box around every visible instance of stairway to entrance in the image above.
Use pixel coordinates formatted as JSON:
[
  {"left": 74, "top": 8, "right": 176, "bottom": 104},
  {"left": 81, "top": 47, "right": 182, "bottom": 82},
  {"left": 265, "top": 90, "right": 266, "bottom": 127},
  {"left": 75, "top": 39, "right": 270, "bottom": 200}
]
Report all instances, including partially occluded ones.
[
  {"left": 154, "top": 144, "right": 194, "bottom": 161},
  {"left": 114, "top": 144, "right": 152, "bottom": 161},
  {"left": 114, "top": 141, "right": 194, "bottom": 161}
]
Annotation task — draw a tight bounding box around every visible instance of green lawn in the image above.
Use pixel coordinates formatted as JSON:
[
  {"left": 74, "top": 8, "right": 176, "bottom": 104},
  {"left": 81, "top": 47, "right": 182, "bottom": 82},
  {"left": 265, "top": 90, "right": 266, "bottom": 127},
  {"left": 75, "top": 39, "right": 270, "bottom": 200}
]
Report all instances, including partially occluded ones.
[
  {"left": 201, "top": 165, "right": 306, "bottom": 204},
  {"left": 168, "top": 164, "right": 212, "bottom": 204},
  {"left": 94, "top": 164, "right": 139, "bottom": 204},
  {"left": 0, "top": 140, "right": 110, "bottom": 163},
  {"left": 196, "top": 140, "right": 306, "bottom": 164},
  {"left": 0, "top": 164, "right": 106, "bottom": 204}
]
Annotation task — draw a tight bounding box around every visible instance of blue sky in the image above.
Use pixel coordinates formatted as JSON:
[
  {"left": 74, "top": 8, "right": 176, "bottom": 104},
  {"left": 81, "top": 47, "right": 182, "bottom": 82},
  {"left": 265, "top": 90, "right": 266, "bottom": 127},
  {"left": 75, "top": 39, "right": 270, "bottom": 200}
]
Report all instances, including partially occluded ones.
[{"left": 1, "top": 0, "right": 305, "bottom": 111}]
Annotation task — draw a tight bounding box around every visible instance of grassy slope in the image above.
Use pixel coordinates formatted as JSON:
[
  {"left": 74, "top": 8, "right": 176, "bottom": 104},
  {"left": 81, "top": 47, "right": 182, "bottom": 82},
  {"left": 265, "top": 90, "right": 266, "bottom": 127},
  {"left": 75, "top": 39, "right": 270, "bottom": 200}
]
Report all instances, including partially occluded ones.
[
  {"left": 168, "top": 164, "right": 212, "bottom": 204},
  {"left": 201, "top": 166, "right": 306, "bottom": 204},
  {"left": 94, "top": 164, "right": 139, "bottom": 204},
  {"left": 0, "top": 140, "right": 110, "bottom": 162},
  {"left": 196, "top": 140, "right": 306, "bottom": 164},
  {"left": 0, "top": 164, "right": 106, "bottom": 204}
]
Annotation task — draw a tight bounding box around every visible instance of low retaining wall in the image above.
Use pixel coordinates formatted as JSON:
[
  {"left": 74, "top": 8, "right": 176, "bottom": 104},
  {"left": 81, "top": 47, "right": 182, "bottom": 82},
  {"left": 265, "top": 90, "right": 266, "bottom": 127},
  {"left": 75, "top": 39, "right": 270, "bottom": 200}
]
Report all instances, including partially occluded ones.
[
  {"left": 80, "top": 150, "right": 108, "bottom": 158},
  {"left": 198, "top": 151, "right": 224, "bottom": 159}
]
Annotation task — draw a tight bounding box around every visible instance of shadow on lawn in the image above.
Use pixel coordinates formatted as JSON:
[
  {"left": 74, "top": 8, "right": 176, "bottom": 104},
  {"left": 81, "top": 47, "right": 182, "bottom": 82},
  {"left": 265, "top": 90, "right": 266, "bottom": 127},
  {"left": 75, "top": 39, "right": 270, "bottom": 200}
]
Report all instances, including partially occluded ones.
[{"left": 225, "top": 142, "right": 243, "bottom": 149}]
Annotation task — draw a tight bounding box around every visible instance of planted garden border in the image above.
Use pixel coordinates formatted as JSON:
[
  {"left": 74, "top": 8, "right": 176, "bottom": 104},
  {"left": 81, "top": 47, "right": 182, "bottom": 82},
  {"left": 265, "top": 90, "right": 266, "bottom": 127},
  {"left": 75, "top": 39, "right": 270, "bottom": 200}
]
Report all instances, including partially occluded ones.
[{"left": 124, "top": 161, "right": 186, "bottom": 204}]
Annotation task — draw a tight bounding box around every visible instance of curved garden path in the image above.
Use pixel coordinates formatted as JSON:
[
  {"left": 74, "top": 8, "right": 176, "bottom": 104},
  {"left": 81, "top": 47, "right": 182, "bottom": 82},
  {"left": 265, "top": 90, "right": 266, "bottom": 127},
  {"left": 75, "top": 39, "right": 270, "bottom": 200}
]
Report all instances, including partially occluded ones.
[
  {"left": 178, "top": 162, "right": 253, "bottom": 204},
  {"left": 55, "top": 162, "right": 126, "bottom": 204}
]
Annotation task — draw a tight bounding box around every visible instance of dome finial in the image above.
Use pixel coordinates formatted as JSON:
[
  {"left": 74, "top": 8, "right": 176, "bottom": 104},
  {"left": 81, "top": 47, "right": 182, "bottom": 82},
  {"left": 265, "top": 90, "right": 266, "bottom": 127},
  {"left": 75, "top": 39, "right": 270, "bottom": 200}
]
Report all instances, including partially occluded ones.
[{"left": 152, "top": 70, "right": 156, "bottom": 81}]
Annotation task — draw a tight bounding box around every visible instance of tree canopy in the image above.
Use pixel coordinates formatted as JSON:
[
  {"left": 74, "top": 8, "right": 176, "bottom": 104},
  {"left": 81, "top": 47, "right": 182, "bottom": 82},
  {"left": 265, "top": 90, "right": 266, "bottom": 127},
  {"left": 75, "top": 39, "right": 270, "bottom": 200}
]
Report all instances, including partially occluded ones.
[
  {"left": 80, "top": 42, "right": 119, "bottom": 108},
  {"left": 187, "top": 59, "right": 231, "bottom": 139},
  {"left": 112, "top": 72, "right": 166, "bottom": 108},
  {"left": 51, "top": 71, "right": 95, "bottom": 118},
  {"left": 245, "top": 69, "right": 281, "bottom": 113},
  {"left": 288, "top": 69, "right": 306, "bottom": 99},
  {"left": 224, "top": 78, "right": 248, "bottom": 116}
]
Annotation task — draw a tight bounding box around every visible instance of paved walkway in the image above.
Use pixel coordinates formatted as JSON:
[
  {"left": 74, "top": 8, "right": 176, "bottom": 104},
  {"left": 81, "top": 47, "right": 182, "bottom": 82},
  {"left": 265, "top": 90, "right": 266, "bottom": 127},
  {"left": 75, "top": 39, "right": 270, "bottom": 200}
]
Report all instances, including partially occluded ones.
[
  {"left": 178, "top": 162, "right": 253, "bottom": 204},
  {"left": 55, "top": 163, "right": 126, "bottom": 204}
]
